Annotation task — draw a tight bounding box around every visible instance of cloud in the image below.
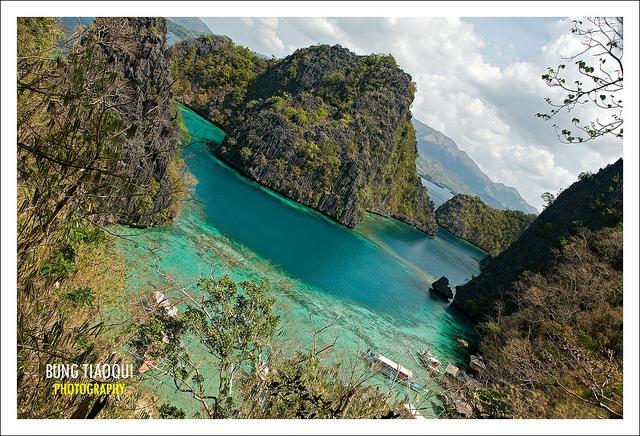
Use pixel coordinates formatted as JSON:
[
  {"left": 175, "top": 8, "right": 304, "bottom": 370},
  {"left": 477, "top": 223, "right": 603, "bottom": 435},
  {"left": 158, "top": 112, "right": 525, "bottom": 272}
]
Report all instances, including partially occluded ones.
[
  {"left": 241, "top": 17, "right": 284, "bottom": 54},
  {"left": 202, "top": 17, "right": 623, "bottom": 210}
]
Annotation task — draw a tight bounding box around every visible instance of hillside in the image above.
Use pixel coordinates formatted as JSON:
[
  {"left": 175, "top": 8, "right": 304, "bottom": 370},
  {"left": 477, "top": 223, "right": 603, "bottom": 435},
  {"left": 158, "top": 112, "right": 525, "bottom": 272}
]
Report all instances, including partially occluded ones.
[
  {"left": 413, "top": 118, "right": 538, "bottom": 214},
  {"left": 172, "top": 39, "right": 437, "bottom": 234},
  {"left": 88, "top": 18, "right": 182, "bottom": 227},
  {"left": 454, "top": 158, "right": 622, "bottom": 321},
  {"left": 170, "top": 35, "right": 269, "bottom": 127},
  {"left": 435, "top": 194, "right": 535, "bottom": 256},
  {"left": 17, "top": 17, "right": 184, "bottom": 418},
  {"left": 447, "top": 159, "right": 623, "bottom": 418}
]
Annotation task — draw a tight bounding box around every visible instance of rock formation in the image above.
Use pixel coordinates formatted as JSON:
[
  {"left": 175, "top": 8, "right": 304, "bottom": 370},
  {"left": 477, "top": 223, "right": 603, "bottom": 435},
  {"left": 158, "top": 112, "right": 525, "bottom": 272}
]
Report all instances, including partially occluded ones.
[
  {"left": 436, "top": 194, "right": 535, "bottom": 255},
  {"left": 90, "top": 17, "right": 181, "bottom": 227},
  {"left": 171, "top": 40, "right": 437, "bottom": 234},
  {"left": 429, "top": 276, "right": 454, "bottom": 301}
]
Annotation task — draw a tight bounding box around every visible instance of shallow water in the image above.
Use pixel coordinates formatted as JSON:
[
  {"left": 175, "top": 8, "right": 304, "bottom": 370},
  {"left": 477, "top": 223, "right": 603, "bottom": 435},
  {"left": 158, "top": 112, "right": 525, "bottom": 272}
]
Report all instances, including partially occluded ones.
[{"left": 119, "top": 106, "right": 487, "bottom": 412}]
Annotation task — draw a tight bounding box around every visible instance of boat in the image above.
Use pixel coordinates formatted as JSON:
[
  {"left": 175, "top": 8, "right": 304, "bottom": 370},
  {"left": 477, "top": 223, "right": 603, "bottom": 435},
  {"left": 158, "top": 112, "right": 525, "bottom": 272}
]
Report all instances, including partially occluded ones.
[
  {"left": 444, "top": 363, "right": 460, "bottom": 378},
  {"left": 152, "top": 291, "right": 178, "bottom": 317},
  {"left": 456, "top": 337, "right": 469, "bottom": 348},
  {"left": 361, "top": 350, "right": 424, "bottom": 391},
  {"left": 469, "top": 354, "right": 486, "bottom": 372},
  {"left": 417, "top": 350, "right": 441, "bottom": 372}
]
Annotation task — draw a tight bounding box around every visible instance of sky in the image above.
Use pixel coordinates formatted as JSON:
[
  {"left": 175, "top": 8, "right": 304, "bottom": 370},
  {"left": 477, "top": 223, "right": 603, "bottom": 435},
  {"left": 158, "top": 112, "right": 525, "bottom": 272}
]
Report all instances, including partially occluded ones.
[{"left": 200, "top": 17, "right": 623, "bottom": 211}]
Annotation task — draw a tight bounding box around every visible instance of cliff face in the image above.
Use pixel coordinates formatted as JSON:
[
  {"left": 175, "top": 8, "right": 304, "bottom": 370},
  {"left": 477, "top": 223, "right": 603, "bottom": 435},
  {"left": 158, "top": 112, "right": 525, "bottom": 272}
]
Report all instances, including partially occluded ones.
[
  {"left": 435, "top": 194, "right": 535, "bottom": 256},
  {"left": 413, "top": 118, "right": 538, "bottom": 214},
  {"left": 454, "top": 159, "right": 623, "bottom": 321},
  {"left": 174, "top": 42, "right": 436, "bottom": 233},
  {"left": 89, "top": 18, "right": 181, "bottom": 227}
]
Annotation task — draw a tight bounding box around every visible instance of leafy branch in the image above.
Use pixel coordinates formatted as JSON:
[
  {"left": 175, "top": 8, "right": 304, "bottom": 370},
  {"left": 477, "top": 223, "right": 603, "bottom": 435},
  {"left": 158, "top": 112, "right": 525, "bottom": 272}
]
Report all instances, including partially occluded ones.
[{"left": 536, "top": 18, "right": 623, "bottom": 143}]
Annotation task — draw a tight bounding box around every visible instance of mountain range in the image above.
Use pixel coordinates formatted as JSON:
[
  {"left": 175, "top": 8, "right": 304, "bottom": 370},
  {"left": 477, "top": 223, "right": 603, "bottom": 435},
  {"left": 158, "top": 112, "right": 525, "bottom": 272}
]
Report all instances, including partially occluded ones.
[
  {"left": 413, "top": 118, "right": 538, "bottom": 214},
  {"left": 166, "top": 17, "right": 212, "bottom": 45}
]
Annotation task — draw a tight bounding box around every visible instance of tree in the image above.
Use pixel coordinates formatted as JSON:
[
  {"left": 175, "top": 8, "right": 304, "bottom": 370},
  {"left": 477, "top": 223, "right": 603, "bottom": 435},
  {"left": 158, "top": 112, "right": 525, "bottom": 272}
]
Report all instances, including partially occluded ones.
[
  {"left": 16, "top": 17, "right": 185, "bottom": 419},
  {"left": 131, "top": 274, "right": 411, "bottom": 419},
  {"left": 536, "top": 18, "right": 623, "bottom": 143},
  {"left": 541, "top": 191, "right": 556, "bottom": 209},
  {"left": 130, "top": 275, "right": 278, "bottom": 418}
]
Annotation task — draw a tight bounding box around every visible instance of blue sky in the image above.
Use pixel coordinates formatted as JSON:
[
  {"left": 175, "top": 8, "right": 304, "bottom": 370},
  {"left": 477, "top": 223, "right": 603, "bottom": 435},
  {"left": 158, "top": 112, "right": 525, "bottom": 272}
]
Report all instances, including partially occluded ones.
[
  {"left": 462, "top": 18, "right": 560, "bottom": 66},
  {"left": 200, "top": 17, "right": 623, "bottom": 210}
]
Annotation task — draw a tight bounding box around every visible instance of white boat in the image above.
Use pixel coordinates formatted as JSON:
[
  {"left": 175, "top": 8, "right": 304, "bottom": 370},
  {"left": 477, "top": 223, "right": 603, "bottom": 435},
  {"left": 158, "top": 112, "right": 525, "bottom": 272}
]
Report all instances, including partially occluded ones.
[
  {"left": 418, "top": 350, "right": 441, "bottom": 372},
  {"left": 361, "top": 350, "right": 424, "bottom": 391},
  {"left": 456, "top": 337, "right": 469, "bottom": 348},
  {"left": 152, "top": 291, "right": 178, "bottom": 317},
  {"left": 444, "top": 363, "right": 460, "bottom": 378}
]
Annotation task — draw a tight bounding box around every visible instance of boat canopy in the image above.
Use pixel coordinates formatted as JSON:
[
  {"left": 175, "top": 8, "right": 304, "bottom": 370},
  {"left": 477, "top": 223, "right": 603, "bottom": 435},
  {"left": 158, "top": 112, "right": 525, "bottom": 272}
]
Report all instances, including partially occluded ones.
[
  {"left": 376, "top": 354, "right": 414, "bottom": 379},
  {"left": 444, "top": 363, "right": 459, "bottom": 377}
]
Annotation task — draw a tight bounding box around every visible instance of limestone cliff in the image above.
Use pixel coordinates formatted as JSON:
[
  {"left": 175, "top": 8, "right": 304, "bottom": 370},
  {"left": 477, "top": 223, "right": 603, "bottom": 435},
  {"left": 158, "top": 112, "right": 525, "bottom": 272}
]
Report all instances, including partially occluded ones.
[
  {"left": 172, "top": 40, "right": 436, "bottom": 234},
  {"left": 90, "top": 17, "right": 181, "bottom": 227}
]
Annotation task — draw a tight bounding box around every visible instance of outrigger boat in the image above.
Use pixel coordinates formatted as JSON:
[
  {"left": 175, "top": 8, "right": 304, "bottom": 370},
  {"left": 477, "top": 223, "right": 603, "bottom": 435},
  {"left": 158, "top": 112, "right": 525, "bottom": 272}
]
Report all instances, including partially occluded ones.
[{"left": 361, "top": 350, "right": 424, "bottom": 392}]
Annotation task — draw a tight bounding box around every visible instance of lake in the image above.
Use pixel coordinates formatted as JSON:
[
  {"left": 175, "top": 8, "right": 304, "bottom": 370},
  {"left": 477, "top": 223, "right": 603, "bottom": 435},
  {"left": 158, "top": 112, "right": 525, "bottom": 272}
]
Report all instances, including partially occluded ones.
[{"left": 119, "top": 106, "right": 487, "bottom": 410}]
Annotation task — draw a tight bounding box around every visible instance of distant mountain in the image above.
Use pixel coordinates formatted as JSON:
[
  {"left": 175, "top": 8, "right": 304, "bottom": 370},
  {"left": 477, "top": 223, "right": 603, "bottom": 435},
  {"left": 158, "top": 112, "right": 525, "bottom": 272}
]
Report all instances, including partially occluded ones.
[
  {"left": 166, "top": 19, "right": 270, "bottom": 60},
  {"left": 167, "top": 18, "right": 212, "bottom": 45},
  {"left": 59, "top": 17, "right": 213, "bottom": 48},
  {"left": 413, "top": 118, "right": 538, "bottom": 214},
  {"left": 168, "top": 17, "right": 212, "bottom": 35}
]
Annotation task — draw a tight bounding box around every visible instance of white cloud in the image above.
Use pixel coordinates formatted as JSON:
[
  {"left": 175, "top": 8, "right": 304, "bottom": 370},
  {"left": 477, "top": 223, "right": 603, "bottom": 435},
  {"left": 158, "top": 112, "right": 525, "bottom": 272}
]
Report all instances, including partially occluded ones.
[{"left": 241, "top": 17, "right": 284, "bottom": 54}]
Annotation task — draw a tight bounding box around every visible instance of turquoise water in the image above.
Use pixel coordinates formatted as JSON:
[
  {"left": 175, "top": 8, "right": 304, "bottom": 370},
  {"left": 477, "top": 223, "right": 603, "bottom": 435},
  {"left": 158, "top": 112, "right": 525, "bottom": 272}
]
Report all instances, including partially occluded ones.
[
  {"left": 421, "top": 177, "right": 454, "bottom": 207},
  {"left": 120, "top": 107, "right": 486, "bottom": 409}
]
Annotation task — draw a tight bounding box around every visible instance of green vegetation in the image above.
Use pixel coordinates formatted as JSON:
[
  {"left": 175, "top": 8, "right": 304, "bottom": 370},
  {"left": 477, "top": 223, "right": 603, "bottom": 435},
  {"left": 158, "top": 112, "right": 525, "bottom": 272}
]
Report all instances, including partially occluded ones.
[
  {"left": 436, "top": 194, "right": 536, "bottom": 256},
  {"left": 451, "top": 160, "right": 623, "bottom": 418},
  {"left": 448, "top": 227, "right": 622, "bottom": 418},
  {"left": 16, "top": 17, "right": 183, "bottom": 418},
  {"left": 17, "top": 22, "right": 413, "bottom": 419},
  {"left": 131, "top": 275, "right": 410, "bottom": 419},
  {"left": 383, "top": 120, "right": 438, "bottom": 224},
  {"left": 170, "top": 35, "right": 268, "bottom": 127},
  {"left": 205, "top": 44, "right": 436, "bottom": 233}
]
